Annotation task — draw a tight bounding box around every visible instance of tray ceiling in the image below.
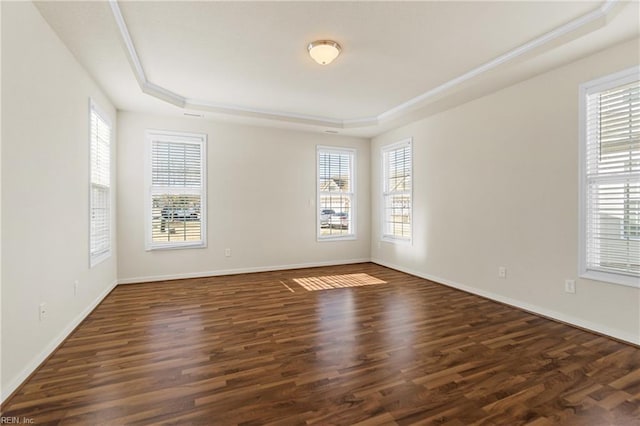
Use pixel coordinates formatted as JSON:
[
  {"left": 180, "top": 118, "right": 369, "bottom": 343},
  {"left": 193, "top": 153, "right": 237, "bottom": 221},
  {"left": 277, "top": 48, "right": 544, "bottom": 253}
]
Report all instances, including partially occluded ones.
[{"left": 35, "top": 1, "right": 640, "bottom": 136}]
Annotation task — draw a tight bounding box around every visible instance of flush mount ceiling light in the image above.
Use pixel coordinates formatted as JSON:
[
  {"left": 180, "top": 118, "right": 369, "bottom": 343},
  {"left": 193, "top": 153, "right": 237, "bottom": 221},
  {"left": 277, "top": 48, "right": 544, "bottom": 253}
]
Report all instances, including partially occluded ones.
[{"left": 307, "top": 40, "right": 341, "bottom": 65}]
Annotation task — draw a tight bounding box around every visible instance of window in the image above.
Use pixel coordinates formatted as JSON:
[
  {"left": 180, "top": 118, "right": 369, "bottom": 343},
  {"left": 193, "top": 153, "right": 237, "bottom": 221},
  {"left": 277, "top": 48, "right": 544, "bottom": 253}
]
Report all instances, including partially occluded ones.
[
  {"left": 146, "top": 130, "right": 207, "bottom": 250},
  {"left": 89, "top": 100, "right": 112, "bottom": 267},
  {"left": 382, "top": 139, "right": 412, "bottom": 242},
  {"left": 580, "top": 67, "right": 639, "bottom": 287},
  {"left": 317, "top": 146, "right": 356, "bottom": 240}
]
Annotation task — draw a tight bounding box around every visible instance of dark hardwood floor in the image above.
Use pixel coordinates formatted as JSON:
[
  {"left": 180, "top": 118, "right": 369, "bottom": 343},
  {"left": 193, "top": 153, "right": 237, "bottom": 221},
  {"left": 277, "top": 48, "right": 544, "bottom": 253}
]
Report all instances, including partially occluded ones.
[{"left": 2, "top": 263, "right": 639, "bottom": 425}]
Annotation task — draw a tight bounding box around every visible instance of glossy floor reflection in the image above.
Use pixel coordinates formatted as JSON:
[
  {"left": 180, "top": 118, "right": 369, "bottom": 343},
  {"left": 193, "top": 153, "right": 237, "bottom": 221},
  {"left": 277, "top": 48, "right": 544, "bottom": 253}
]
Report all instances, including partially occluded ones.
[{"left": 2, "top": 263, "right": 639, "bottom": 425}]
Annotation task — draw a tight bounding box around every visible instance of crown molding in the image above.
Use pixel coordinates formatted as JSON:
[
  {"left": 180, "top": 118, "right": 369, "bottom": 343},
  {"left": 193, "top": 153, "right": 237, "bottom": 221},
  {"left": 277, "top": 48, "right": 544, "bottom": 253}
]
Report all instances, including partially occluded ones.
[
  {"left": 109, "top": 0, "right": 619, "bottom": 130},
  {"left": 109, "top": 0, "right": 145, "bottom": 86},
  {"left": 184, "top": 98, "right": 345, "bottom": 127}
]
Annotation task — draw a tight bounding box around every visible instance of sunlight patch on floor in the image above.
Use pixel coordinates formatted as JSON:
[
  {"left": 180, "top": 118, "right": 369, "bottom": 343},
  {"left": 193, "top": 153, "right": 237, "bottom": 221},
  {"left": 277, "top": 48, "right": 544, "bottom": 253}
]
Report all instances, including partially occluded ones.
[{"left": 293, "top": 273, "right": 386, "bottom": 291}]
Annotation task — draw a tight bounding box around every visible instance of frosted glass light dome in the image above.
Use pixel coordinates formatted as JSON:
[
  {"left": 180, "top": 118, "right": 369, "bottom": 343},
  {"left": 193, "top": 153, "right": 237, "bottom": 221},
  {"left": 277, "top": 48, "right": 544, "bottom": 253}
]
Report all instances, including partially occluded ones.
[{"left": 308, "top": 40, "right": 341, "bottom": 65}]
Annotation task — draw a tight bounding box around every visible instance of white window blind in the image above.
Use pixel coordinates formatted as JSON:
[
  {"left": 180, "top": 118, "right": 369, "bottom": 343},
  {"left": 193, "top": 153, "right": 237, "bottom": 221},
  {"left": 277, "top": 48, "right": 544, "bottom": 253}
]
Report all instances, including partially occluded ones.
[
  {"left": 89, "top": 101, "right": 111, "bottom": 266},
  {"left": 581, "top": 67, "right": 640, "bottom": 286},
  {"left": 317, "top": 147, "right": 356, "bottom": 240},
  {"left": 146, "top": 131, "right": 207, "bottom": 250},
  {"left": 382, "top": 139, "right": 412, "bottom": 242}
]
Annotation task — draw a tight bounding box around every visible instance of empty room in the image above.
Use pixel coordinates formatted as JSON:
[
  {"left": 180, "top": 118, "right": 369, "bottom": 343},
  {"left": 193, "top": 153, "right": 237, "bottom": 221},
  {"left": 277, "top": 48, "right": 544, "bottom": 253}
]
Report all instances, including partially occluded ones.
[{"left": 1, "top": 0, "right": 640, "bottom": 424}]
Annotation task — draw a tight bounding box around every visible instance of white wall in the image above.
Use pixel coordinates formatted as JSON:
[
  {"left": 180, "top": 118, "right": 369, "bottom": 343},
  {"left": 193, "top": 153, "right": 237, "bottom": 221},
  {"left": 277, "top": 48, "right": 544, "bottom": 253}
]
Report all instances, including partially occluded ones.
[
  {"left": 371, "top": 38, "right": 640, "bottom": 344},
  {"left": 1, "top": 2, "right": 117, "bottom": 400},
  {"left": 117, "top": 112, "right": 370, "bottom": 282}
]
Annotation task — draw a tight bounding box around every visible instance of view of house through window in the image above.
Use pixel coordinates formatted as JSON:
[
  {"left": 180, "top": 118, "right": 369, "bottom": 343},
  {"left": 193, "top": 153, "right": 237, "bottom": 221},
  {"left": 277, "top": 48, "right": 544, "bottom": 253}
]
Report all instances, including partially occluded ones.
[
  {"left": 151, "top": 194, "right": 202, "bottom": 242},
  {"left": 146, "top": 131, "right": 207, "bottom": 250},
  {"left": 382, "top": 139, "right": 412, "bottom": 241},
  {"left": 317, "top": 147, "right": 355, "bottom": 239}
]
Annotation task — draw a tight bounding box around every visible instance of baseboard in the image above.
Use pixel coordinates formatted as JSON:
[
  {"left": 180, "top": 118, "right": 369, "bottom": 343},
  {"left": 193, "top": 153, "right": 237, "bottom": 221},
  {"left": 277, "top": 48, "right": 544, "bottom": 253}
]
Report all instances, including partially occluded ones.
[
  {"left": 372, "top": 258, "right": 640, "bottom": 346},
  {"left": 117, "top": 258, "right": 372, "bottom": 285},
  {"left": 1, "top": 278, "right": 118, "bottom": 403}
]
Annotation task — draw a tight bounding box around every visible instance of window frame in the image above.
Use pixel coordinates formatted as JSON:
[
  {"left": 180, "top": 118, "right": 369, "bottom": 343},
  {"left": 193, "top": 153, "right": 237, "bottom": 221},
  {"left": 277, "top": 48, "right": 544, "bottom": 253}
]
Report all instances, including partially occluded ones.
[
  {"left": 316, "top": 146, "right": 357, "bottom": 241},
  {"left": 578, "top": 66, "right": 640, "bottom": 288},
  {"left": 381, "top": 138, "right": 413, "bottom": 244},
  {"left": 88, "top": 99, "right": 112, "bottom": 267},
  {"left": 145, "top": 129, "right": 207, "bottom": 251}
]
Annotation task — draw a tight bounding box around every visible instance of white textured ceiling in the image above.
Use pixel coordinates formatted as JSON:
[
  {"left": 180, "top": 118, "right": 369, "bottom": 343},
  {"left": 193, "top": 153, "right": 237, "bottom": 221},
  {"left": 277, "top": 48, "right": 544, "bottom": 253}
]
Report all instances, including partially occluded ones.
[{"left": 35, "top": 1, "right": 640, "bottom": 136}]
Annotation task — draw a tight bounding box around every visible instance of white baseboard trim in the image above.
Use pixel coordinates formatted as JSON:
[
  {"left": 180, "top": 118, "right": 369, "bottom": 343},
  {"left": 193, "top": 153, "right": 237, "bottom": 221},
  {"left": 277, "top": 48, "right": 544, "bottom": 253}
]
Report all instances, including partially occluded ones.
[
  {"left": 117, "top": 258, "right": 372, "bottom": 285},
  {"left": 372, "top": 258, "right": 639, "bottom": 346},
  {"left": 1, "top": 278, "right": 118, "bottom": 403}
]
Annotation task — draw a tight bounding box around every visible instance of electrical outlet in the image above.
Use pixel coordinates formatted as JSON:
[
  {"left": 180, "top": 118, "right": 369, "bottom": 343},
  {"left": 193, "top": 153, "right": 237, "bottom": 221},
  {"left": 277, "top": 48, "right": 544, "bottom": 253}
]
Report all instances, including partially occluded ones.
[
  {"left": 225, "top": 248, "right": 231, "bottom": 257},
  {"left": 498, "top": 266, "right": 507, "bottom": 279},
  {"left": 565, "top": 279, "right": 576, "bottom": 294},
  {"left": 74, "top": 280, "right": 79, "bottom": 296},
  {"left": 39, "top": 302, "right": 47, "bottom": 321}
]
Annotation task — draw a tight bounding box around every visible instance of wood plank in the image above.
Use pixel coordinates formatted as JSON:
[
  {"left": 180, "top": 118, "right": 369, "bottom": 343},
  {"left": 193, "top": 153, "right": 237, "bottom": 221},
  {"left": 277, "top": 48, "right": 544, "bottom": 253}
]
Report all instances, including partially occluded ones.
[{"left": 2, "top": 263, "right": 639, "bottom": 424}]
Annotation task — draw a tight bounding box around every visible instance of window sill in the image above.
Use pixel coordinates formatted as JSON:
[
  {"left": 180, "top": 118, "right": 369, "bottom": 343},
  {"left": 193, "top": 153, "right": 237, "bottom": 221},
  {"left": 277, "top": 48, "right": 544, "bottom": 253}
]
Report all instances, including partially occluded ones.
[
  {"left": 317, "top": 234, "right": 356, "bottom": 242},
  {"left": 146, "top": 242, "right": 207, "bottom": 251},
  {"left": 381, "top": 235, "right": 412, "bottom": 245},
  {"left": 580, "top": 270, "right": 640, "bottom": 288}
]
